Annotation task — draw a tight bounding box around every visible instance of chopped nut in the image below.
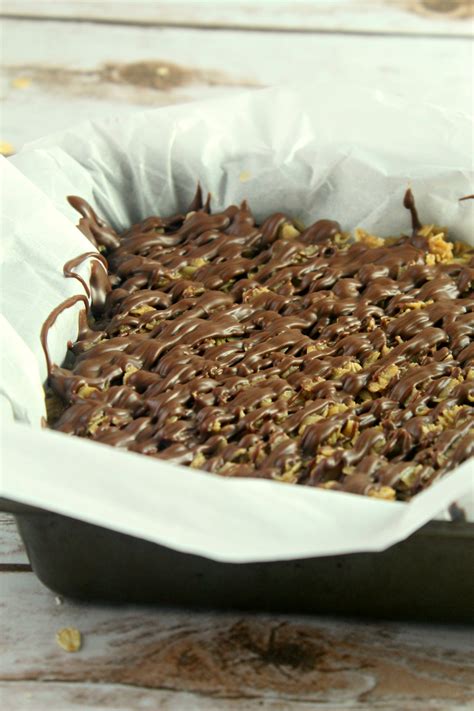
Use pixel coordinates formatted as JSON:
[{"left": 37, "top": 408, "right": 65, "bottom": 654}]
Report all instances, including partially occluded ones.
[
  {"left": 403, "top": 300, "right": 433, "bottom": 310},
  {"left": 130, "top": 304, "right": 155, "bottom": 316},
  {"left": 364, "top": 351, "right": 381, "bottom": 366},
  {"left": 280, "top": 223, "right": 300, "bottom": 240},
  {"left": 302, "top": 245, "right": 318, "bottom": 257},
  {"left": 87, "top": 410, "right": 107, "bottom": 434},
  {"left": 274, "top": 462, "right": 301, "bottom": 483},
  {"left": 326, "top": 403, "right": 349, "bottom": 417},
  {"left": 300, "top": 376, "right": 324, "bottom": 392},
  {"left": 417, "top": 224, "right": 433, "bottom": 237},
  {"left": 437, "top": 406, "right": 464, "bottom": 428},
  {"left": 319, "top": 445, "right": 336, "bottom": 457},
  {"left": 230, "top": 448, "right": 248, "bottom": 462},
  {"left": 181, "top": 258, "right": 207, "bottom": 276},
  {"left": 123, "top": 365, "right": 139, "bottom": 383},
  {"left": 334, "top": 232, "right": 350, "bottom": 245},
  {"left": 368, "top": 364, "right": 400, "bottom": 392},
  {"left": 365, "top": 317, "right": 377, "bottom": 332},
  {"left": 306, "top": 342, "right": 327, "bottom": 353},
  {"left": 421, "top": 423, "right": 442, "bottom": 436},
  {"left": 77, "top": 384, "right": 99, "bottom": 399},
  {"left": 354, "top": 229, "right": 384, "bottom": 248},
  {"left": 453, "top": 240, "right": 472, "bottom": 256},
  {"left": 56, "top": 627, "right": 82, "bottom": 653},
  {"left": 144, "top": 319, "right": 160, "bottom": 331},
  {"left": 221, "top": 280, "right": 235, "bottom": 292},
  {"left": 191, "top": 452, "right": 206, "bottom": 469},
  {"left": 327, "top": 428, "right": 342, "bottom": 445},
  {"left": 320, "top": 480, "right": 339, "bottom": 489},
  {"left": 294, "top": 218, "right": 306, "bottom": 232},
  {"left": 434, "top": 377, "right": 462, "bottom": 401},
  {"left": 342, "top": 419, "right": 358, "bottom": 438},
  {"left": 399, "top": 464, "right": 423, "bottom": 488},
  {"left": 242, "top": 286, "right": 269, "bottom": 302},
  {"left": 182, "top": 283, "right": 204, "bottom": 298},
  {"left": 415, "top": 404, "right": 430, "bottom": 416},
  {"left": 428, "top": 233, "right": 453, "bottom": 263},
  {"left": 368, "top": 486, "right": 396, "bottom": 501},
  {"left": 333, "top": 361, "right": 362, "bottom": 378},
  {"left": 298, "top": 414, "right": 323, "bottom": 434}
]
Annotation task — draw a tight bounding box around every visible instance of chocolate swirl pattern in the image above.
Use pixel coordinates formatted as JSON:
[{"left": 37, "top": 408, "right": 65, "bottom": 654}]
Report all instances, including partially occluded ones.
[{"left": 44, "top": 188, "right": 474, "bottom": 501}]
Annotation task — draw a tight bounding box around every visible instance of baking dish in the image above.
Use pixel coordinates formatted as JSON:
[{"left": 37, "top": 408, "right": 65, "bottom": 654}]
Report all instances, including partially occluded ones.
[
  {"left": 1, "top": 85, "right": 473, "bottom": 616},
  {"left": 2, "top": 498, "right": 472, "bottom": 621}
]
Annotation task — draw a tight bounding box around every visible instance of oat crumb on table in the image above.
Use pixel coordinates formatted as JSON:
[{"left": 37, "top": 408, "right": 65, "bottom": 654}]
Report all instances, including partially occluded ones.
[{"left": 56, "top": 627, "right": 82, "bottom": 653}]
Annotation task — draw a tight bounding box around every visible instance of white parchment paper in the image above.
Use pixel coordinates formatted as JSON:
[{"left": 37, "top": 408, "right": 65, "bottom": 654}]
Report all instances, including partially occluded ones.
[{"left": 1, "top": 84, "right": 473, "bottom": 562}]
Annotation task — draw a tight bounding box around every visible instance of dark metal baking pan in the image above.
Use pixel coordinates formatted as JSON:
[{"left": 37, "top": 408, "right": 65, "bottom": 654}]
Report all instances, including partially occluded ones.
[{"left": 2, "top": 499, "right": 473, "bottom": 622}]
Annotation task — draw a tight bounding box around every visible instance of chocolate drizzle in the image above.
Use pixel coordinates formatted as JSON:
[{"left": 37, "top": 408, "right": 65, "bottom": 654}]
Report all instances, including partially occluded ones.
[
  {"left": 43, "top": 187, "right": 474, "bottom": 501},
  {"left": 41, "top": 294, "right": 89, "bottom": 374},
  {"left": 63, "top": 251, "right": 111, "bottom": 316},
  {"left": 67, "top": 195, "right": 121, "bottom": 251},
  {"left": 403, "top": 188, "right": 422, "bottom": 233}
]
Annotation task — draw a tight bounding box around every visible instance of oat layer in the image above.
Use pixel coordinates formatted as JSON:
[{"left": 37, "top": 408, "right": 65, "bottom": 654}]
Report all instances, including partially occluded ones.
[{"left": 44, "top": 189, "right": 474, "bottom": 500}]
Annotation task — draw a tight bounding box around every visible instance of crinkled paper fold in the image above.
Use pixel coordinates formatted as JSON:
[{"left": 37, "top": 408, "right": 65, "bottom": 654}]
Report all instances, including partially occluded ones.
[{"left": 1, "top": 84, "right": 473, "bottom": 562}]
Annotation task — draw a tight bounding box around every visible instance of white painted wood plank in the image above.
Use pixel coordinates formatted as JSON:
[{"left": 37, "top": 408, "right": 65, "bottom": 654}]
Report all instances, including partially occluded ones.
[
  {"left": 0, "top": 514, "right": 28, "bottom": 565},
  {"left": 0, "top": 683, "right": 365, "bottom": 711},
  {"left": 1, "top": 682, "right": 472, "bottom": 711},
  {"left": 0, "top": 572, "right": 473, "bottom": 707},
  {"left": 1, "top": 0, "right": 473, "bottom": 37},
  {"left": 1, "top": 19, "right": 471, "bottom": 152}
]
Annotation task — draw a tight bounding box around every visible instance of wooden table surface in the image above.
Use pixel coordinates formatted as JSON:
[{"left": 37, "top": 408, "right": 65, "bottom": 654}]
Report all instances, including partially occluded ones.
[{"left": 1, "top": 2, "right": 473, "bottom": 709}]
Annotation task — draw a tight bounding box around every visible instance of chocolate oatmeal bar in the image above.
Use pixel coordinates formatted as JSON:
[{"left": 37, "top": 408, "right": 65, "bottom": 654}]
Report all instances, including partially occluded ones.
[{"left": 43, "top": 188, "right": 474, "bottom": 501}]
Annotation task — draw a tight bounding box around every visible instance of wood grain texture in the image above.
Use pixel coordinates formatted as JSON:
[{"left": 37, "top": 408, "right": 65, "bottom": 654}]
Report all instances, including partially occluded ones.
[
  {"left": 1, "top": 19, "right": 471, "bottom": 152},
  {"left": 1, "top": 0, "right": 472, "bottom": 35},
  {"left": 1, "top": 682, "right": 472, "bottom": 711},
  {"left": 1, "top": 573, "right": 473, "bottom": 708},
  {"left": 0, "top": 683, "right": 371, "bottom": 711}
]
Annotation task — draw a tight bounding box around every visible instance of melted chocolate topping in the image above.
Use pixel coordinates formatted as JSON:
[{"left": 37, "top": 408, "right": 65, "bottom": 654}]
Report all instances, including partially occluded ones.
[
  {"left": 41, "top": 294, "right": 89, "bottom": 373},
  {"left": 63, "top": 251, "right": 111, "bottom": 316},
  {"left": 403, "top": 188, "right": 422, "bottom": 233},
  {"left": 43, "top": 188, "right": 474, "bottom": 501}
]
